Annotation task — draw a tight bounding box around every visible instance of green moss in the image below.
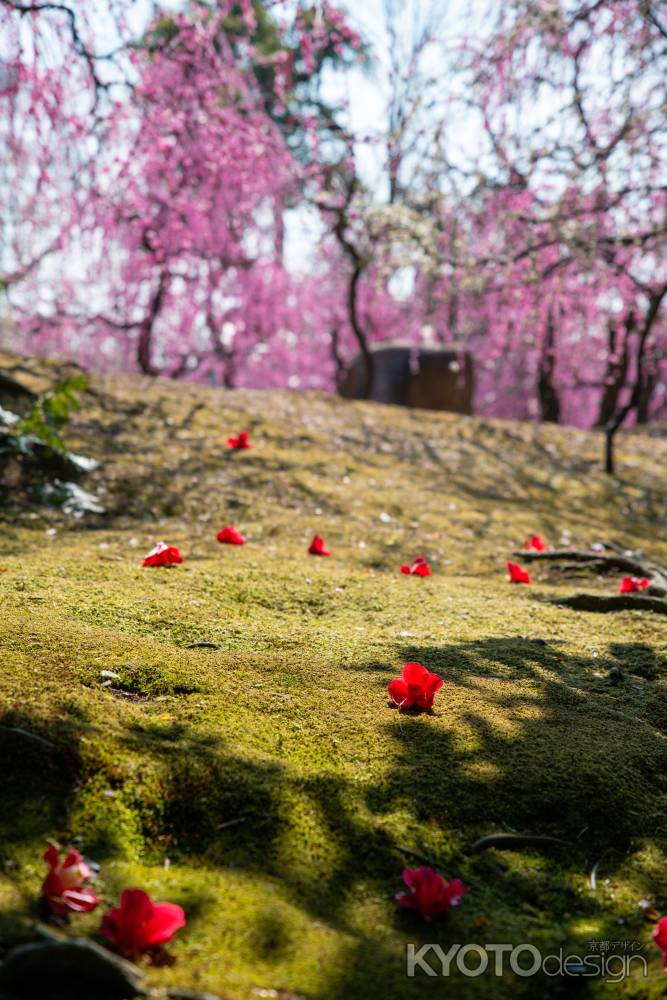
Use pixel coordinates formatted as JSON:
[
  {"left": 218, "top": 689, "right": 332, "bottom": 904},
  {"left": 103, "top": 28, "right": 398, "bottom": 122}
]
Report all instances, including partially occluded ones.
[{"left": 1, "top": 357, "right": 667, "bottom": 997}]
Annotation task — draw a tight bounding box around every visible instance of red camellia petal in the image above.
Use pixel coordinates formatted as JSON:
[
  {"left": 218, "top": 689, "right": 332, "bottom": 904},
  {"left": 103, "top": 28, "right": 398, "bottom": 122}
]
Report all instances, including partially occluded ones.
[
  {"left": 618, "top": 576, "right": 649, "bottom": 593},
  {"left": 227, "top": 431, "right": 251, "bottom": 450},
  {"left": 401, "top": 556, "right": 431, "bottom": 576},
  {"left": 60, "top": 847, "right": 88, "bottom": 871},
  {"left": 523, "top": 534, "right": 547, "bottom": 552},
  {"left": 142, "top": 542, "right": 183, "bottom": 567},
  {"left": 216, "top": 525, "right": 246, "bottom": 545},
  {"left": 60, "top": 886, "right": 101, "bottom": 913},
  {"left": 100, "top": 888, "right": 186, "bottom": 957},
  {"left": 507, "top": 560, "right": 530, "bottom": 584},
  {"left": 140, "top": 901, "right": 186, "bottom": 947},
  {"left": 59, "top": 849, "right": 92, "bottom": 886},
  {"left": 387, "top": 677, "right": 411, "bottom": 708},
  {"left": 388, "top": 662, "right": 443, "bottom": 711},
  {"left": 41, "top": 843, "right": 99, "bottom": 916},
  {"left": 43, "top": 844, "right": 61, "bottom": 871},
  {"left": 653, "top": 916, "right": 667, "bottom": 969},
  {"left": 419, "top": 673, "right": 445, "bottom": 710},
  {"left": 396, "top": 867, "right": 468, "bottom": 920},
  {"left": 402, "top": 661, "right": 429, "bottom": 686},
  {"left": 308, "top": 535, "right": 331, "bottom": 556}
]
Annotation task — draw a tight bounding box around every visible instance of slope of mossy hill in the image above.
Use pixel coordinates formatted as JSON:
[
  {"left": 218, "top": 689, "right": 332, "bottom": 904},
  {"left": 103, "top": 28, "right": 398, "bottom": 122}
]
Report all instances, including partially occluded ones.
[{"left": 1, "top": 353, "right": 667, "bottom": 999}]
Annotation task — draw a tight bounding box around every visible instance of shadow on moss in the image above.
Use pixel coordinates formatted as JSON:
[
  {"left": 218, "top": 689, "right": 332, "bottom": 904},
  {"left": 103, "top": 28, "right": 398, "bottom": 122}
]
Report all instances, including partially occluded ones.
[{"left": 2, "top": 638, "right": 667, "bottom": 996}]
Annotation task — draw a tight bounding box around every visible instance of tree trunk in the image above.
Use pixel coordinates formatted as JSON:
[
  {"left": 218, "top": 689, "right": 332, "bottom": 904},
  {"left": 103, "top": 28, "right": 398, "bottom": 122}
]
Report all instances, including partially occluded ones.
[
  {"left": 331, "top": 179, "right": 374, "bottom": 399},
  {"left": 348, "top": 263, "right": 374, "bottom": 398},
  {"left": 636, "top": 344, "right": 658, "bottom": 424},
  {"left": 595, "top": 315, "right": 632, "bottom": 427},
  {"left": 330, "top": 325, "right": 345, "bottom": 386},
  {"left": 537, "top": 310, "right": 560, "bottom": 422},
  {"left": 137, "top": 272, "right": 168, "bottom": 376},
  {"left": 604, "top": 286, "right": 666, "bottom": 474}
]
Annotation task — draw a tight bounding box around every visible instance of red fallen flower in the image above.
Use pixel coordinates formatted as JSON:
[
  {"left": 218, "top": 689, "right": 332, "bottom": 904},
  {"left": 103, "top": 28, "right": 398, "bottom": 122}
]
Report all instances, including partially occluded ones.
[
  {"left": 42, "top": 844, "right": 99, "bottom": 916},
  {"left": 227, "top": 431, "right": 251, "bottom": 450},
  {"left": 388, "top": 661, "right": 443, "bottom": 711},
  {"left": 619, "top": 576, "right": 649, "bottom": 594},
  {"left": 216, "top": 525, "right": 246, "bottom": 545},
  {"left": 653, "top": 916, "right": 667, "bottom": 970},
  {"left": 100, "top": 888, "right": 186, "bottom": 958},
  {"left": 523, "top": 534, "right": 547, "bottom": 552},
  {"left": 396, "top": 867, "right": 468, "bottom": 921},
  {"left": 507, "top": 560, "right": 530, "bottom": 584},
  {"left": 308, "top": 535, "right": 331, "bottom": 556},
  {"left": 400, "top": 555, "right": 431, "bottom": 577},
  {"left": 142, "top": 542, "right": 183, "bottom": 567}
]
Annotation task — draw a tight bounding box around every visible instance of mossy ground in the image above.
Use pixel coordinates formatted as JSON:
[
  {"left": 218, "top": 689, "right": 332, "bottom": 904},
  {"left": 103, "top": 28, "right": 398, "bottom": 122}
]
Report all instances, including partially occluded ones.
[{"left": 1, "top": 356, "right": 667, "bottom": 999}]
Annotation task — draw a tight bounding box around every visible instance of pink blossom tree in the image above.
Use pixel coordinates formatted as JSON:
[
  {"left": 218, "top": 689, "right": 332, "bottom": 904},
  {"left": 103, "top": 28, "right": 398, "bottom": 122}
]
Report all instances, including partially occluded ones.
[
  {"left": 441, "top": 0, "right": 667, "bottom": 469},
  {"left": 1, "top": 0, "right": 666, "bottom": 474},
  {"left": 1, "top": 0, "right": 365, "bottom": 388}
]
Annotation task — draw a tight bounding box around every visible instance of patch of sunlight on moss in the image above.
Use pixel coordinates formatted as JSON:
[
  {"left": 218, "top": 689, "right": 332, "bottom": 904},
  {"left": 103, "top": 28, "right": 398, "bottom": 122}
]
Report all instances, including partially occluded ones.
[
  {"left": 462, "top": 760, "right": 502, "bottom": 781},
  {"left": 67, "top": 774, "right": 148, "bottom": 860},
  {"left": 273, "top": 792, "right": 345, "bottom": 889},
  {"left": 568, "top": 917, "right": 608, "bottom": 937},
  {"left": 342, "top": 886, "right": 394, "bottom": 935}
]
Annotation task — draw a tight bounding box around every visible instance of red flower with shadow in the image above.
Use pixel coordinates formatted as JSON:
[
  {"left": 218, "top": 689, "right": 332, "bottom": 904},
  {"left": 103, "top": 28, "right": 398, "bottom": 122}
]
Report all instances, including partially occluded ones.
[
  {"left": 619, "top": 576, "right": 649, "bottom": 594},
  {"left": 396, "top": 867, "right": 468, "bottom": 920},
  {"left": 100, "top": 888, "right": 186, "bottom": 959},
  {"left": 400, "top": 556, "right": 431, "bottom": 577},
  {"left": 388, "top": 662, "right": 443, "bottom": 711},
  {"left": 507, "top": 560, "right": 530, "bottom": 584},
  {"left": 216, "top": 525, "right": 246, "bottom": 545},
  {"left": 227, "top": 431, "right": 251, "bottom": 450},
  {"left": 142, "top": 542, "right": 183, "bottom": 567},
  {"left": 653, "top": 916, "right": 667, "bottom": 970},
  {"left": 523, "top": 534, "right": 547, "bottom": 552},
  {"left": 309, "top": 535, "right": 331, "bottom": 556},
  {"left": 41, "top": 844, "right": 99, "bottom": 916}
]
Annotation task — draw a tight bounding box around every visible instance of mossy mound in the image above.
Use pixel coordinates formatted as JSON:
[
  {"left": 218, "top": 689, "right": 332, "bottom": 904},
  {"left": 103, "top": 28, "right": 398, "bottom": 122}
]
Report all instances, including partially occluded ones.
[{"left": 1, "top": 355, "right": 667, "bottom": 998}]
